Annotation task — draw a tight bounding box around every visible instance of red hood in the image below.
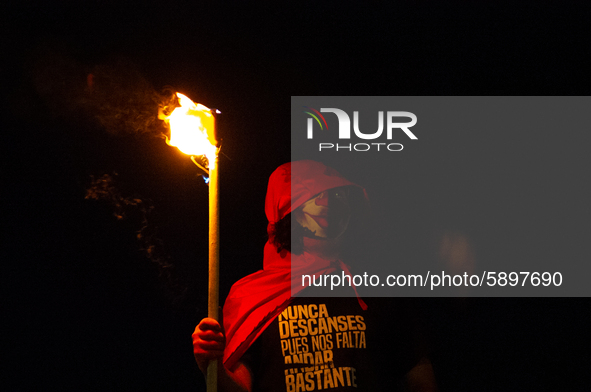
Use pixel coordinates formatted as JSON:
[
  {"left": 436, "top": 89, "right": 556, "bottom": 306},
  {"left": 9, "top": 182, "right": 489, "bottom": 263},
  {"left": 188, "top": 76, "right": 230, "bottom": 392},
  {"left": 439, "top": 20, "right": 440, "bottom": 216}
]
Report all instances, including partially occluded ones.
[{"left": 222, "top": 160, "right": 364, "bottom": 370}]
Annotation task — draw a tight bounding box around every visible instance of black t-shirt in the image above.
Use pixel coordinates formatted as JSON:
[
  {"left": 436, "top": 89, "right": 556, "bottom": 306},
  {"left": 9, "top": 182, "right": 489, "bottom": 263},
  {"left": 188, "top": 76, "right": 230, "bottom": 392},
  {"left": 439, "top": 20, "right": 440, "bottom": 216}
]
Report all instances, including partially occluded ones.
[{"left": 244, "top": 290, "right": 425, "bottom": 391}]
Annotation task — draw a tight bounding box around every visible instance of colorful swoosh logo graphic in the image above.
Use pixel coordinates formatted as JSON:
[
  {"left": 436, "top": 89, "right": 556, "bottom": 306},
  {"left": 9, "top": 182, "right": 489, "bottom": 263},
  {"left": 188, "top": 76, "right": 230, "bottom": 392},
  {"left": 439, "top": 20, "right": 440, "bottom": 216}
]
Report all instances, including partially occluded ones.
[{"left": 303, "top": 106, "right": 329, "bottom": 130}]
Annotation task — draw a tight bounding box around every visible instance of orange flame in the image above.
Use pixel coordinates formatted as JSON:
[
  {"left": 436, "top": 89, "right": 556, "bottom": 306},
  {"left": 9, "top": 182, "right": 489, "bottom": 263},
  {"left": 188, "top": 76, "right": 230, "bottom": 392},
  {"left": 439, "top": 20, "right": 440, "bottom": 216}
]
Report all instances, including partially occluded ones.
[{"left": 166, "top": 93, "right": 217, "bottom": 168}]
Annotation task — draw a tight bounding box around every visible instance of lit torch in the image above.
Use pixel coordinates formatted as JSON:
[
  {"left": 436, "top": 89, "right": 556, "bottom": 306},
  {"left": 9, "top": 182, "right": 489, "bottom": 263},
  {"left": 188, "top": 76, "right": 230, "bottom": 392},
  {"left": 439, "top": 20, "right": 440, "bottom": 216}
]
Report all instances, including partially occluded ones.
[{"left": 164, "top": 92, "right": 220, "bottom": 392}]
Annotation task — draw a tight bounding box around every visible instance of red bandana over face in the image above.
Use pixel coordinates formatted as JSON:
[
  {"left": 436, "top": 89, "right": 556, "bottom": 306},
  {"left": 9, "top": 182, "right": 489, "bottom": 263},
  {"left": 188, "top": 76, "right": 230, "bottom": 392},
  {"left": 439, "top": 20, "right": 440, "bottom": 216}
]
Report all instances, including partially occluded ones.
[{"left": 222, "top": 160, "right": 366, "bottom": 370}]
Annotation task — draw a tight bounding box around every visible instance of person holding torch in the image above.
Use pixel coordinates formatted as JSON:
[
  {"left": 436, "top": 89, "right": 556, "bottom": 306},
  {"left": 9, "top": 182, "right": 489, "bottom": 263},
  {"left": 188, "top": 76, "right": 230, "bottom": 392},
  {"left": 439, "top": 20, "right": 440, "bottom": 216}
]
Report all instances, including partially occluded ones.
[{"left": 193, "top": 160, "right": 438, "bottom": 391}]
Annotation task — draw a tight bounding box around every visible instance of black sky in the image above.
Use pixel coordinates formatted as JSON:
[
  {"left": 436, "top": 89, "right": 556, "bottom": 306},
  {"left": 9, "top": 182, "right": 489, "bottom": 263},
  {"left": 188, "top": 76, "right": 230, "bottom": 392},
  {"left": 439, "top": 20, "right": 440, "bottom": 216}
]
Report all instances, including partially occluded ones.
[{"left": 4, "top": 2, "right": 591, "bottom": 391}]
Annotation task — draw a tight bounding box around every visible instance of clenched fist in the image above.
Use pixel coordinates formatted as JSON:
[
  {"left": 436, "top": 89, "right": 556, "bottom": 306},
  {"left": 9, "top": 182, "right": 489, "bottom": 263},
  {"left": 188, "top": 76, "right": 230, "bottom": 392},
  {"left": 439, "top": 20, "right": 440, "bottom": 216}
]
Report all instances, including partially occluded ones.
[{"left": 192, "top": 318, "right": 225, "bottom": 374}]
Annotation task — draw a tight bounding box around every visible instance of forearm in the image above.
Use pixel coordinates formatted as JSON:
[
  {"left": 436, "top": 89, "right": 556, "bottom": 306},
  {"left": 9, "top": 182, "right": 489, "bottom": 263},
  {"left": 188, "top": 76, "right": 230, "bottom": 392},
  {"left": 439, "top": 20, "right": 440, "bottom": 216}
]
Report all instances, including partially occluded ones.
[
  {"left": 204, "top": 360, "right": 252, "bottom": 392},
  {"left": 404, "top": 357, "right": 438, "bottom": 392}
]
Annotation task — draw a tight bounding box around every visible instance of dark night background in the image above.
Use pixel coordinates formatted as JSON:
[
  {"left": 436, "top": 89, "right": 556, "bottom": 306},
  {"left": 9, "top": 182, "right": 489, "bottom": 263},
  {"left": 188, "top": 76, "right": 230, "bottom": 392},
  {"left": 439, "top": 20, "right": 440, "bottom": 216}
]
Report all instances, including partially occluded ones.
[{"left": 3, "top": 2, "right": 591, "bottom": 391}]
